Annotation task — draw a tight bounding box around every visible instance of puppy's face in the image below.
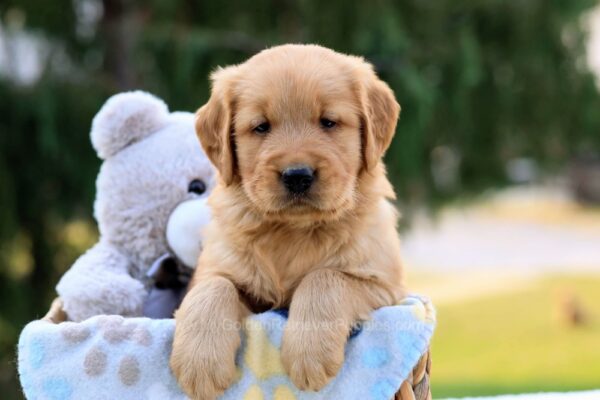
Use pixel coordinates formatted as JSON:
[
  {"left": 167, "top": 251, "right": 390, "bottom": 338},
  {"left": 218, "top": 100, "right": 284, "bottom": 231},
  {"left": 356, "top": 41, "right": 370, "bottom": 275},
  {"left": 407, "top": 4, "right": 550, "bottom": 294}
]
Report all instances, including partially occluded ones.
[{"left": 197, "top": 45, "right": 400, "bottom": 222}]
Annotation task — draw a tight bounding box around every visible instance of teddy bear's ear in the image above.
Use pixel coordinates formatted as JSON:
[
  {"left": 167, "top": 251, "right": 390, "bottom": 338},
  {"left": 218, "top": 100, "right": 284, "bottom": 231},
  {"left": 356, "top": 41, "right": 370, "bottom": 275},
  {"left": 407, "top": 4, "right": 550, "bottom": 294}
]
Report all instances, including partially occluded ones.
[{"left": 91, "top": 91, "right": 170, "bottom": 159}]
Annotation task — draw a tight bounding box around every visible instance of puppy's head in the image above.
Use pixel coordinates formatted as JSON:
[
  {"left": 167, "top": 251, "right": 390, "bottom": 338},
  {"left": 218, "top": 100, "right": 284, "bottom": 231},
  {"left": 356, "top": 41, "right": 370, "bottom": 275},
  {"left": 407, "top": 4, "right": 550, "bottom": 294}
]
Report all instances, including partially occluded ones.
[{"left": 196, "top": 44, "right": 400, "bottom": 222}]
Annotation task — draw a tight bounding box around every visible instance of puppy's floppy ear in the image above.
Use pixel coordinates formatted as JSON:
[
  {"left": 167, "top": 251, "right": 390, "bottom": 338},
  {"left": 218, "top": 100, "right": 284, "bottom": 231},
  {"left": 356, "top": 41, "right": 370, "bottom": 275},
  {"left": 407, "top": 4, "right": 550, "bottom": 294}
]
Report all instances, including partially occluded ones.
[
  {"left": 358, "top": 63, "right": 401, "bottom": 171},
  {"left": 196, "top": 66, "right": 239, "bottom": 185}
]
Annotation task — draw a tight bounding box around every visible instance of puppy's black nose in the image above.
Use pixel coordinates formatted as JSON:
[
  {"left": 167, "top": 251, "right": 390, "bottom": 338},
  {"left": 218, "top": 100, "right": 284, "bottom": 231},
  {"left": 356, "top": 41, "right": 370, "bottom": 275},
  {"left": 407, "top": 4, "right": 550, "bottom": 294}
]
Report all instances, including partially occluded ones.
[{"left": 281, "top": 166, "right": 315, "bottom": 194}]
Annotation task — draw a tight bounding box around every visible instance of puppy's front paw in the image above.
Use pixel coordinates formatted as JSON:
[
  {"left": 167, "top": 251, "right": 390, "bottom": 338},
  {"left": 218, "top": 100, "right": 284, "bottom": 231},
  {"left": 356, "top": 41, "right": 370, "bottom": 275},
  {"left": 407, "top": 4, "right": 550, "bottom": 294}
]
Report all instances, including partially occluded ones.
[
  {"left": 170, "top": 321, "right": 239, "bottom": 399},
  {"left": 281, "top": 324, "right": 345, "bottom": 391}
]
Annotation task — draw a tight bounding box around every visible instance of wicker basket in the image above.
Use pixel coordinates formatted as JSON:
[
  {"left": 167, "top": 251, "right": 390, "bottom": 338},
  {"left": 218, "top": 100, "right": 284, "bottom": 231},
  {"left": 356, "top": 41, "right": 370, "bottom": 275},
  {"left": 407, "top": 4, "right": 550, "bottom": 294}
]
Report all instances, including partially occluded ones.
[{"left": 42, "top": 298, "right": 431, "bottom": 400}]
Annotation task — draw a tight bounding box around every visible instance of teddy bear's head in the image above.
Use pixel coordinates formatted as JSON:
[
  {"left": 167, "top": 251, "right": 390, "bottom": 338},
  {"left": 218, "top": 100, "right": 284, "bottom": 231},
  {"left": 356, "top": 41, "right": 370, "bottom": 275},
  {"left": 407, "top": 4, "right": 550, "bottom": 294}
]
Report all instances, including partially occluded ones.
[{"left": 91, "top": 91, "right": 215, "bottom": 278}]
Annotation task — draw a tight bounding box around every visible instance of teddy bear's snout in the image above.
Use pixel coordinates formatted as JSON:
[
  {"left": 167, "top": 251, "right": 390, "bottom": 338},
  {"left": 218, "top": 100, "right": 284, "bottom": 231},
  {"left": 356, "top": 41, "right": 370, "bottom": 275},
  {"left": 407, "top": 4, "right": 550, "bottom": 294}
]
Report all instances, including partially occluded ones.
[{"left": 166, "top": 198, "right": 211, "bottom": 268}]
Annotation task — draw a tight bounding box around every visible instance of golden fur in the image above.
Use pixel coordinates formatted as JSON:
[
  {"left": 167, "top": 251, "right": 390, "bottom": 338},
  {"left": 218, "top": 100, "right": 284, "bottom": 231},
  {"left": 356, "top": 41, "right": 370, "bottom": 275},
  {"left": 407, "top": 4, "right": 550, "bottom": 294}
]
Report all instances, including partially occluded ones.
[{"left": 170, "top": 44, "right": 404, "bottom": 399}]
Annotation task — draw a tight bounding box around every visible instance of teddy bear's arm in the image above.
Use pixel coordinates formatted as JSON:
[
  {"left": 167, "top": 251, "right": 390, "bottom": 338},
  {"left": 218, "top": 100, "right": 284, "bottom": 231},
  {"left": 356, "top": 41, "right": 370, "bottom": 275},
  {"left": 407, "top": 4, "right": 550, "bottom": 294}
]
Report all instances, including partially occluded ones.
[{"left": 56, "top": 241, "right": 147, "bottom": 322}]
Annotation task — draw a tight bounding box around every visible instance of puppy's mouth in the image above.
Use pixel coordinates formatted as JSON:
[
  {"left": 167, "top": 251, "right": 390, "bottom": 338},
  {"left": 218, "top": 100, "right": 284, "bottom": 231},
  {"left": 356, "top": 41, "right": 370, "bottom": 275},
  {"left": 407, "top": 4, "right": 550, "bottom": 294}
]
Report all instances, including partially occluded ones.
[
  {"left": 274, "top": 191, "right": 348, "bottom": 215},
  {"left": 280, "top": 193, "right": 319, "bottom": 211},
  {"left": 247, "top": 189, "right": 353, "bottom": 224},
  {"left": 243, "top": 173, "right": 355, "bottom": 221},
  {"left": 287, "top": 192, "right": 312, "bottom": 203}
]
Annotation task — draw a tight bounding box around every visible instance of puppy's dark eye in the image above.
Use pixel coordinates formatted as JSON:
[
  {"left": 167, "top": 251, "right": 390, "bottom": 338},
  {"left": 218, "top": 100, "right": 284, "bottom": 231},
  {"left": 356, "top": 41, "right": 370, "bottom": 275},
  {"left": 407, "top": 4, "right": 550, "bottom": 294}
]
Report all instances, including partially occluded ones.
[
  {"left": 320, "top": 118, "right": 337, "bottom": 129},
  {"left": 188, "top": 179, "right": 206, "bottom": 195},
  {"left": 253, "top": 122, "right": 271, "bottom": 134}
]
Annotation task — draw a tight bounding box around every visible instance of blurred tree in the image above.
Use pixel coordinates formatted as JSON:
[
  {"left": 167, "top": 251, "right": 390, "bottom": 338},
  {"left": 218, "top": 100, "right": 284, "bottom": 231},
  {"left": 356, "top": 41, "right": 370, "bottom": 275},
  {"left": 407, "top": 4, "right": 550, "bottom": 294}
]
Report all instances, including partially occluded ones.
[{"left": 1, "top": 0, "right": 599, "bottom": 397}]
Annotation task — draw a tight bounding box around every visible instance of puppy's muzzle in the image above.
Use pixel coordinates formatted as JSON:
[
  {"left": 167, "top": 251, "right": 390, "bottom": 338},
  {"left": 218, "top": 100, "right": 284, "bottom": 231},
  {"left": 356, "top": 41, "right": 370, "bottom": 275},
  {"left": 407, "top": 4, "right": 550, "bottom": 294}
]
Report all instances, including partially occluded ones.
[{"left": 281, "top": 165, "right": 315, "bottom": 195}]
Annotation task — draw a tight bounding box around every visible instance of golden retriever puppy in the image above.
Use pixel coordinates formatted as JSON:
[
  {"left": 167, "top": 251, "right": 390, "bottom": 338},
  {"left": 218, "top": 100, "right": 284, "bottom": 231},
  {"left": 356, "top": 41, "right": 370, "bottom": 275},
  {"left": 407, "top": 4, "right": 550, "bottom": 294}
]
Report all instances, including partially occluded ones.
[{"left": 170, "top": 44, "right": 404, "bottom": 399}]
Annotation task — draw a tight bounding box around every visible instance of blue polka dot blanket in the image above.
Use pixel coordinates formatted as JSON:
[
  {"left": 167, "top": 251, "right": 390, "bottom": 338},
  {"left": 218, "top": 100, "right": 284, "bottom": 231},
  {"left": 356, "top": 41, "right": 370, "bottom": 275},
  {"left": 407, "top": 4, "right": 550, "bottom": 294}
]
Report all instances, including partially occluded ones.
[{"left": 18, "top": 295, "right": 435, "bottom": 400}]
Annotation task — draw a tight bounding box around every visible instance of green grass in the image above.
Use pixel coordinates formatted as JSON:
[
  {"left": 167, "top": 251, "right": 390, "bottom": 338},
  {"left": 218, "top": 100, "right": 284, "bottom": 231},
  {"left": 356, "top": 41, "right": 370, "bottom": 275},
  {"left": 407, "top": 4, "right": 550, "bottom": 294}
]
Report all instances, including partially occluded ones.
[{"left": 430, "top": 275, "right": 600, "bottom": 398}]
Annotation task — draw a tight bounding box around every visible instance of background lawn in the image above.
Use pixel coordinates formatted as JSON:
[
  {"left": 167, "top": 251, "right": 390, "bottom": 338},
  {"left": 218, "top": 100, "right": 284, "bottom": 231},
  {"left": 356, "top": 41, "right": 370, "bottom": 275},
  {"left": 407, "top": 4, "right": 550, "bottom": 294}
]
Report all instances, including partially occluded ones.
[{"left": 421, "top": 275, "right": 600, "bottom": 398}]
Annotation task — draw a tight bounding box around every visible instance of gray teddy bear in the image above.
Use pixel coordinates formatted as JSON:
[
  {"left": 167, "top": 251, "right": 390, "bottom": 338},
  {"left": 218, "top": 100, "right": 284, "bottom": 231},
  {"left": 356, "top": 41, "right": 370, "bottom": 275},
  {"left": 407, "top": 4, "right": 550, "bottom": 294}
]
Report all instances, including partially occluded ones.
[{"left": 56, "top": 91, "right": 215, "bottom": 321}]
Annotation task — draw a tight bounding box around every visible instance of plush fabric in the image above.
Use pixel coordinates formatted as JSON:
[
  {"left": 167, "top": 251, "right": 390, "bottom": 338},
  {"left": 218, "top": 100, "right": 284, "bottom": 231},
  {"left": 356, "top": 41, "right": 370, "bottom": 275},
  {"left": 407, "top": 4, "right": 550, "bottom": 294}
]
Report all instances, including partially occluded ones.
[
  {"left": 55, "top": 91, "right": 215, "bottom": 322},
  {"left": 18, "top": 295, "right": 435, "bottom": 400}
]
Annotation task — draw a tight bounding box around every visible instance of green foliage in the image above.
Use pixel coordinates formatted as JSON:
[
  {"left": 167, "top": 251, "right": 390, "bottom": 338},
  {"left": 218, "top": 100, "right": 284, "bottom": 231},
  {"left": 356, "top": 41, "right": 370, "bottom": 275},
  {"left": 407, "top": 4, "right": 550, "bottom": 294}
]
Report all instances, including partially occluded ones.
[{"left": 1, "top": 1, "right": 599, "bottom": 398}]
